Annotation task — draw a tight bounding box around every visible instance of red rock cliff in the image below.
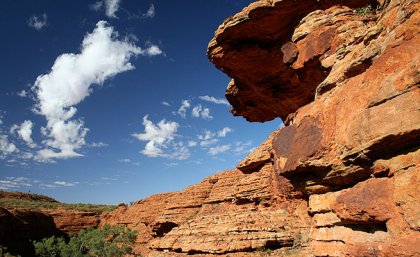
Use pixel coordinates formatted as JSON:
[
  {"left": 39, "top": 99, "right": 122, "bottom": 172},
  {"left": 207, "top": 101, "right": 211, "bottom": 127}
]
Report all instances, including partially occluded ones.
[{"left": 102, "top": 0, "right": 419, "bottom": 256}]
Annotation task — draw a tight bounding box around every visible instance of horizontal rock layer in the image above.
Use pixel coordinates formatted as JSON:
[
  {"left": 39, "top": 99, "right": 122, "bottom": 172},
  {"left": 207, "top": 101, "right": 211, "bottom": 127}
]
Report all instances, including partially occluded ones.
[{"left": 10, "top": 0, "right": 413, "bottom": 256}]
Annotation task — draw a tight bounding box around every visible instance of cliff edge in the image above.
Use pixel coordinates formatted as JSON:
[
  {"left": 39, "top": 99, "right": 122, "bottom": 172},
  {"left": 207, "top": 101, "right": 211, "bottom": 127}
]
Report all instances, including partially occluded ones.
[{"left": 104, "top": 0, "right": 420, "bottom": 256}]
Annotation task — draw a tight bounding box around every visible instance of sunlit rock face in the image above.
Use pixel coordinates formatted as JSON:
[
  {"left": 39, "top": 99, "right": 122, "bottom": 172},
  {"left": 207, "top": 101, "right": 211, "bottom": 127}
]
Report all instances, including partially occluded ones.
[{"left": 100, "top": 0, "right": 420, "bottom": 256}]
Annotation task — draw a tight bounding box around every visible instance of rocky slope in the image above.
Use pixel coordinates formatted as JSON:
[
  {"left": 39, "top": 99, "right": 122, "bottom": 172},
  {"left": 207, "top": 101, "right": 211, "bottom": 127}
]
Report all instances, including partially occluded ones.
[
  {"left": 101, "top": 0, "right": 419, "bottom": 256},
  {"left": 0, "top": 191, "right": 107, "bottom": 256}
]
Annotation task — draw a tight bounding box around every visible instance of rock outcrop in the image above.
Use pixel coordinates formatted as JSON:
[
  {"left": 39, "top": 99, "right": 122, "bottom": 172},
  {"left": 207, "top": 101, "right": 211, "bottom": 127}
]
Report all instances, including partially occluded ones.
[
  {"left": 0, "top": 207, "right": 65, "bottom": 257},
  {"left": 100, "top": 0, "right": 419, "bottom": 256}
]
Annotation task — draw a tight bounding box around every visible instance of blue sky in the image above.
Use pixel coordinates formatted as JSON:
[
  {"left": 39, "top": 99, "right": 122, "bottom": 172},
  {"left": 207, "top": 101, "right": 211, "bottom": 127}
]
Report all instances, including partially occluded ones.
[{"left": 0, "top": 0, "right": 281, "bottom": 204}]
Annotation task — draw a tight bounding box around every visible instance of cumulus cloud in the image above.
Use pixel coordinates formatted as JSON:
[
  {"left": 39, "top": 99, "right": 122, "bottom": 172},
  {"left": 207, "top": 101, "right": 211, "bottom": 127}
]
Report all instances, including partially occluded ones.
[
  {"left": 177, "top": 100, "right": 190, "bottom": 118},
  {"left": 32, "top": 21, "right": 144, "bottom": 160},
  {"left": 217, "top": 127, "right": 232, "bottom": 137},
  {"left": 0, "top": 135, "right": 18, "bottom": 159},
  {"left": 132, "top": 115, "right": 188, "bottom": 159},
  {"left": 28, "top": 14, "right": 48, "bottom": 30},
  {"left": 199, "top": 95, "right": 230, "bottom": 106},
  {"left": 192, "top": 105, "right": 213, "bottom": 120},
  {"left": 0, "top": 117, "right": 18, "bottom": 159},
  {"left": 208, "top": 144, "right": 231, "bottom": 156},
  {"left": 10, "top": 120, "right": 36, "bottom": 148}
]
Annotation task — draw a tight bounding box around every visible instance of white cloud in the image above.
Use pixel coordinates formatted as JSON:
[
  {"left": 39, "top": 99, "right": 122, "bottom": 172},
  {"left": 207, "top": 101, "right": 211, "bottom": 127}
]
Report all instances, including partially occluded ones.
[
  {"left": 90, "top": 1, "right": 103, "bottom": 11},
  {"left": 161, "top": 101, "right": 171, "bottom": 107},
  {"left": 144, "top": 4, "right": 155, "bottom": 18},
  {"left": 88, "top": 142, "right": 108, "bottom": 148},
  {"left": 0, "top": 131, "right": 18, "bottom": 159},
  {"left": 233, "top": 141, "right": 253, "bottom": 155},
  {"left": 90, "top": 0, "right": 121, "bottom": 18},
  {"left": 198, "top": 130, "right": 218, "bottom": 147},
  {"left": 177, "top": 100, "right": 190, "bottom": 118},
  {"left": 105, "top": 0, "right": 121, "bottom": 18},
  {"left": 208, "top": 144, "right": 231, "bottom": 156},
  {"left": 0, "top": 177, "right": 32, "bottom": 190},
  {"left": 10, "top": 120, "right": 36, "bottom": 148},
  {"left": 132, "top": 115, "right": 186, "bottom": 159},
  {"left": 217, "top": 127, "right": 233, "bottom": 137},
  {"left": 53, "top": 181, "right": 79, "bottom": 187},
  {"left": 142, "top": 44, "right": 162, "bottom": 56},
  {"left": 28, "top": 14, "right": 48, "bottom": 30},
  {"left": 199, "top": 95, "right": 230, "bottom": 106},
  {"left": 32, "top": 21, "right": 143, "bottom": 160},
  {"left": 17, "top": 90, "right": 28, "bottom": 98},
  {"left": 188, "top": 140, "right": 197, "bottom": 147},
  {"left": 192, "top": 105, "right": 213, "bottom": 120}
]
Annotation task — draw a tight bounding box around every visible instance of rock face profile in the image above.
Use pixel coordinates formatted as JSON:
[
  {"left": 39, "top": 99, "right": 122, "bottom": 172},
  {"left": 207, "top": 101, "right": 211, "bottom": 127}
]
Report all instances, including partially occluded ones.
[
  {"left": 1, "top": 0, "right": 418, "bottom": 256},
  {"left": 100, "top": 0, "right": 420, "bottom": 256}
]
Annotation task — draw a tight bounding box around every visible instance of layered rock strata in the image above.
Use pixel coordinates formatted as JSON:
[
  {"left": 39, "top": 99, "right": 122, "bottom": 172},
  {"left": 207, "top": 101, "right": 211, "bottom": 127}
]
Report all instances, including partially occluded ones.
[{"left": 101, "top": 0, "right": 419, "bottom": 256}]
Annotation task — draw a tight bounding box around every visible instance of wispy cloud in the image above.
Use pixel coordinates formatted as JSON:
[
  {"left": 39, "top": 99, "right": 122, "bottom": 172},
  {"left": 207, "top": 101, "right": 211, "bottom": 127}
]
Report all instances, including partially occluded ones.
[
  {"left": 91, "top": 0, "right": 121, "bottom": 18},
  {"left": 143, "top": 4, "right": 155, "bottom": 18},
  {"left": 199, "top": 95, "right": 230, "bottom": 106},
  {"left": 127, "top": 3, "right": 156, "bottom": 20},
  {"left": 118, "top": 158, "right": 140, "bottom": 166},
  {"left": 17, "top": 90, "right": 28, "bottom": 98},
  {"left": 161, "top": 101, "right": 170, "bottom": 107},
  {"left": 217, "top": 127, "right": 232, "bottom": 137},
  {"left": 208, "top": 144, "right": 231, "bottom": 156},
  {"left": 177, "top": 100, "right": 190, "bottom": 118},
  {"left": 0, "top": 177, "right": 32, "bottom": 190},
  {"left": 53, "top": 181, "right": 79, "bottom": 187},
  {"left": 28, "top": 14, "right": 48, "bottom": 30},
  {"left": 87, "top": 142, "right": 108, "bottom": 148},
  {"left": 32, "top": 21, "right": 145, "bottom": 161},
  {"left": 198, "top": 130, "right": 218, "bottom": 147}
]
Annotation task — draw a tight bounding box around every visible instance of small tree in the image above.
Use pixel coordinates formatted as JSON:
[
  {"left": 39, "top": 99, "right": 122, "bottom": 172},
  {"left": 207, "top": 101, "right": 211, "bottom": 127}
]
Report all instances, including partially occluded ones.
[{"left": 33, "top": 225, "right": 137, "bottom": 257}]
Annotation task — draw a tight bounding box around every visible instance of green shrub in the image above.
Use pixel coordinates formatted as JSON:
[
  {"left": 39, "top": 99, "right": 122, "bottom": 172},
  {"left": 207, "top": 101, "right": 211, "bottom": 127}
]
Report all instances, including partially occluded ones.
[
  {"left": 33, "top": 225, "right": 136, "bottom": 257},
  {"left": 0, "top": 245, "right": 20, "bottom": 257},
  {"left": 355, "top": 5, "right": 373, "bottom": 16}
]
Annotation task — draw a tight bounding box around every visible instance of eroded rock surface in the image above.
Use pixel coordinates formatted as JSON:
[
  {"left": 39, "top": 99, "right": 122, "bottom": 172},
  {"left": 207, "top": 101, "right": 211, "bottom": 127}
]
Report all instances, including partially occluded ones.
[{"left": 99, "top": 0, "right": 419, "bottom": 256}]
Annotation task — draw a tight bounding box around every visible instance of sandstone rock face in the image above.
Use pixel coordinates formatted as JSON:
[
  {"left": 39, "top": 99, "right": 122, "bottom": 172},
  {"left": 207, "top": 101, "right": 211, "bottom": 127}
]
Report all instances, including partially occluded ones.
[
  {"left": 0, "top": 207, "right": 65, "bottom": 257},
  {"left": 99, "top": 0, "right": 419, "bottom": 256},
  {"left": 43, "top": 209, "right": 100, "bottom": 234}
]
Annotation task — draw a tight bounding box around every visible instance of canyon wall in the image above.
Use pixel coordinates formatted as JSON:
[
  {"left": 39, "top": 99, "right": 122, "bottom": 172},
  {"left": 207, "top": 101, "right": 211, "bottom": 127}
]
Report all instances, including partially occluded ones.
[
  {"left": 102, "top": 0, "right": 419, "bottom": 256},
  {"left": 2, "top": 0, "right": 417, "bottom": 256}
]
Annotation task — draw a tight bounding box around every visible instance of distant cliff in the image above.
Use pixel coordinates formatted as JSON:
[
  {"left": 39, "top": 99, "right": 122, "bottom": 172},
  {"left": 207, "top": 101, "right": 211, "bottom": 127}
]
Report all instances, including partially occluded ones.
[{"left": 0, "top": 191, "right": 113, "bottom": 257}]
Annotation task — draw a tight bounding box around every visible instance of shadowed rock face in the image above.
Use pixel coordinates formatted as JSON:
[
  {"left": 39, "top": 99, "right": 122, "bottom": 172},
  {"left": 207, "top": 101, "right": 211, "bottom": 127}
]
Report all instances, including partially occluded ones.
[
  {"left": 0, "top": 207, "right": 65, "bottom": 257},
  {"left": 21, "top": 0, "right": 414, "bottom": 256}
]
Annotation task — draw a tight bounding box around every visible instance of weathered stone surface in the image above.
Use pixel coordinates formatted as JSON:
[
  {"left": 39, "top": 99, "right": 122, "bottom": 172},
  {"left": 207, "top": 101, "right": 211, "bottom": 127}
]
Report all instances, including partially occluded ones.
[
  {"left": 393, "top": 168, "right": 420, "bottom": 231},
  {"left": 208, "top": 0, "right": 376, "bottom": 122},
  {"left": 44, "top": 209, "right": 100, "bottom": 234},
  {"left": 236, "top": 130, "right": 278, "bottom": 173},
  {"left": 0, "top": 207, "right": 64, "bottom": 257},
  {"left": 100, "top": 0, "right": 420, "bottom": 256}
]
